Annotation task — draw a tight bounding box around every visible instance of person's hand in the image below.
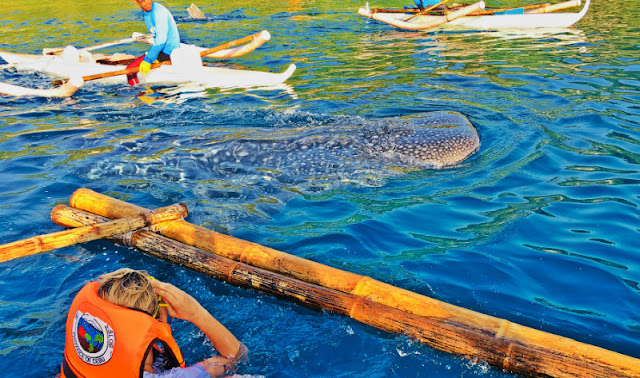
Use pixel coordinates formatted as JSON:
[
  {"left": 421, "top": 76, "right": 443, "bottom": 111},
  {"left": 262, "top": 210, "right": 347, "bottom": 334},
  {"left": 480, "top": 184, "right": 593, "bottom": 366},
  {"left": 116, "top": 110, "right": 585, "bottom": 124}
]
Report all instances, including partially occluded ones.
[
  {"left": 151, "top": 279, "right": 243, "bottom": 360},
  {"left": 150, "top": 279, "right": 205, "bottom": 322},
  {"left": 197, "top": 356, "right": 231, "bottom": 376},
  {"left": 139, "top": 60, "right": 151, "bottom": 75}
]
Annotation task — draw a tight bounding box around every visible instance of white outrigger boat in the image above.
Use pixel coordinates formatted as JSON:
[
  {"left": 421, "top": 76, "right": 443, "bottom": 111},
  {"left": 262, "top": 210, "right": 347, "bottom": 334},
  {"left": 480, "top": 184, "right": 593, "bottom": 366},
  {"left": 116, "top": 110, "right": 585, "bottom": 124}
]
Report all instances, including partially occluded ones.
[
  {"left": 0, "top": 30, "right": 296, "bottom": 97},
  {"left": 358, "top": 0, "right": 590, "bottom": 31}
]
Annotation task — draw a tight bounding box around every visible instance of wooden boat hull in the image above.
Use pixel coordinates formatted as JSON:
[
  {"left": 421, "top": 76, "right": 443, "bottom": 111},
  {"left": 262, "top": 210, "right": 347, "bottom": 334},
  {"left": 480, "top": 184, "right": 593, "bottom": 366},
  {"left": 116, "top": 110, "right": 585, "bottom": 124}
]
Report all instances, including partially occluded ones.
[
  {"left": 358, "top": 0, "right": 590, "bottom": 30},
  {"left": 0, "top": 49, "right": 295, "bottom": 89}
]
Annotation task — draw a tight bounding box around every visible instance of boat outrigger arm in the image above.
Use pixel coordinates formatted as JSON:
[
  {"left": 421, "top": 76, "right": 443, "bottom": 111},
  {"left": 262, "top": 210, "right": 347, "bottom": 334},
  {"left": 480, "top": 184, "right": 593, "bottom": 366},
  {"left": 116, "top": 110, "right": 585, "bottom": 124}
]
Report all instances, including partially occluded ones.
[
  {"left": 133, "top": 30, "right": 272, "bottom": 60},
  {"left": 0, "top": 75, "right": 83, "bottom": 97}
]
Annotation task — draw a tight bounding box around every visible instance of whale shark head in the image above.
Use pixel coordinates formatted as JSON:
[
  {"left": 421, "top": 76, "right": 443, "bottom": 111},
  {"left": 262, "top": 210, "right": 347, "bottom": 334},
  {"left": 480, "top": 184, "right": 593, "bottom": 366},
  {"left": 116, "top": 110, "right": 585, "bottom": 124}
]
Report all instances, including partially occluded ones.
[{"left": 356, "top": 111, "right": 480, "bottom": 169}]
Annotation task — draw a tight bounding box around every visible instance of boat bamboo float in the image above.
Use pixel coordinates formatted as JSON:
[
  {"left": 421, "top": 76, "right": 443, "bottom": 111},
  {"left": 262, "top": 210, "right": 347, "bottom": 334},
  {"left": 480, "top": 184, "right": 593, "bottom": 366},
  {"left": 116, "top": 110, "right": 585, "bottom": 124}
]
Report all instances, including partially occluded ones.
[
  {"left": 0, "top": 202, "right": 186, "bottom": 262},
  {"left": 525, "top": 0, "right": 581, "bottom": 14},
  {"left": 59, "top": 189, "right": 640, "bottom": 377},
  {"left": 130, "top": 31, "right": 270, "bottom": 60},
  {"left": 0, "top": 76, "right": 83, "bottom": 98}
]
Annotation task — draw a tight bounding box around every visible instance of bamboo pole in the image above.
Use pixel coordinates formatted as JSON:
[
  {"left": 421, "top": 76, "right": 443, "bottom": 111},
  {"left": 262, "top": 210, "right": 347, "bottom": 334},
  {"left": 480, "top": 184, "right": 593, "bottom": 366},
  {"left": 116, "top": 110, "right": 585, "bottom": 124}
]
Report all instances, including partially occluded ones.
[
  {"left": 403, "top": 0, "right": 449, "bottom": 22},
  {"left": 0, "top": 76, "right": 83, "bottom": 98},
  {"left": 66, "top": 189, "right": 624, "bottom": 347},
  {"left": 0, "top": 202, "right": 187, "bottom": 262},
  {"left": 131, "top": 31, "right": 270, "bottom": 60},
  {"left": 469, "top": 3, "right": 551, "bottom": 16},
  {"left": 525, "top": 0, "right": 581, "bottom": 14},
  {"left": 395, "top": 1, "right": 486, "bottom": 31},
  {"left": 66, "top": 189, "right": 511, "bottom": 326},
  {"left": 42, "top": 34, "right": 149, "bottom": 56},
  {"left": 51, "top": 205, "right": 640, "bottom": 378}
]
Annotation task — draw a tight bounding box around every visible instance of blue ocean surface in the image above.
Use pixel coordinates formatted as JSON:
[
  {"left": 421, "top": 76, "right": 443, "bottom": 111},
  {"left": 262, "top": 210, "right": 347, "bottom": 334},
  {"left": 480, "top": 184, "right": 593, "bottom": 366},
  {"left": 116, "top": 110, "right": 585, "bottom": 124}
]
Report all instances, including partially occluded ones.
[{"left": 0, "top": 0, "right": 639, "bottom": 377}]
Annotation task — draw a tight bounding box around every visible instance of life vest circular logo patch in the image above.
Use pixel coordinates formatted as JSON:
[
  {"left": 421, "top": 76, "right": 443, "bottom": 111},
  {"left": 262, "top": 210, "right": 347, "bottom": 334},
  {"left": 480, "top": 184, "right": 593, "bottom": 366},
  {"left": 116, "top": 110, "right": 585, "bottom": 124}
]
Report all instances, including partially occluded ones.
[{"left": 71, "top": 310, "right": 115, "bottom": 365}]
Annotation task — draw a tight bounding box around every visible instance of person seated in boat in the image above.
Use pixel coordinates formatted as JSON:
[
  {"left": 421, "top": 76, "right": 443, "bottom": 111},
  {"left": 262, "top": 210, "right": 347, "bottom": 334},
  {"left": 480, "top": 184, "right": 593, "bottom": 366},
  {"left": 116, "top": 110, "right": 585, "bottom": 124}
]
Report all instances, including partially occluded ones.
[
  {"left": 60, "top": 268, "right": 247, "bottom": 377},
  {"left": 412, "top": 0, "right": 448, "bottom": 11},
  {"left": 127, "top": 0, "right": 181, "bottom": 85}
]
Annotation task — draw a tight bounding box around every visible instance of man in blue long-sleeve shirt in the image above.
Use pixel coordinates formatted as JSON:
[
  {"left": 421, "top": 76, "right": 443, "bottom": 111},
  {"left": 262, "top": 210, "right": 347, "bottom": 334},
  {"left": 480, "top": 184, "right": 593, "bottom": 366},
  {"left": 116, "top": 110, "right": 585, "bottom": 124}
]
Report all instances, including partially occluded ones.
[{"left": 127, "top": 0, "right": 181, "bottom": 85}]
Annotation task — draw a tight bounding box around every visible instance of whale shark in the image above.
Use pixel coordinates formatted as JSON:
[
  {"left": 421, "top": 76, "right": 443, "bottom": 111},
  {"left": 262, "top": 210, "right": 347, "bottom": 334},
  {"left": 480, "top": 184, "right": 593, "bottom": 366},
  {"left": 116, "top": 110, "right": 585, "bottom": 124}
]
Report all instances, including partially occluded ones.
[{"left": 83, "top": 111, "right": 479, "bottom": 196}]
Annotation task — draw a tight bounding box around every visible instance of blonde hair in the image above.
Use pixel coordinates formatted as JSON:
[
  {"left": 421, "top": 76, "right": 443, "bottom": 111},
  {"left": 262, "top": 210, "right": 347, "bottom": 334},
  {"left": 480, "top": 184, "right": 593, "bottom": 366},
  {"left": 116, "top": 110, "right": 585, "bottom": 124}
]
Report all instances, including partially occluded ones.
[{"left": 97, "top": 268, "right": 158, "bottom": 316}]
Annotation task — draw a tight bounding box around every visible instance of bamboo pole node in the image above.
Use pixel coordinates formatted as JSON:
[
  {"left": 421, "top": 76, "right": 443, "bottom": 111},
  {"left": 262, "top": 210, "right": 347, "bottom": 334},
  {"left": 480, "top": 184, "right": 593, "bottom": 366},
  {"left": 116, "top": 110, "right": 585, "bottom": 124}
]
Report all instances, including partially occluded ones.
[
  {"left": 503, "top": 343, "right": 515, "bottom": 370},
  {"left": 349, "top": 296, "right": 365, "bottom": 319},
  {"left": 352, "top": 276, "right": 380, "bottom": 301},
  {"left": 35, "top": 237, "right": 44, "bottom": 254},
  {"left": 495, "top": 319, "right": 511, "bottom": 339},
  {"left": 227, "top": 261, "right": 241, "bottom": 283}
]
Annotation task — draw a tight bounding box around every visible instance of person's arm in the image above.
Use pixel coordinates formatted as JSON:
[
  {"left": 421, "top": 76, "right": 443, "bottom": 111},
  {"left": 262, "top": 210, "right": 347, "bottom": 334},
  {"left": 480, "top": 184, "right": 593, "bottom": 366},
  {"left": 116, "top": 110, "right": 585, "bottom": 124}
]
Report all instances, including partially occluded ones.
[
  {"left": 144, "top": 8, "right": 170, "bottom": 64},
  {"left": 144, "top": 364, "right": 210, "bottom": 378},
  {"left": 150, "top": 280, "right": 246, "bottom": 375}
]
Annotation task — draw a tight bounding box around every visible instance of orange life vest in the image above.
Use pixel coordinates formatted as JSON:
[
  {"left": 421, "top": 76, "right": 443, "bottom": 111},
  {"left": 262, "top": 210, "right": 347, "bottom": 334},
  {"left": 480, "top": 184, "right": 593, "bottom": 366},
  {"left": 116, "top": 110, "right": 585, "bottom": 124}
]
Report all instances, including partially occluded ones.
[{"left": 61, "top": 281, "right": 185, "bottom": 378}]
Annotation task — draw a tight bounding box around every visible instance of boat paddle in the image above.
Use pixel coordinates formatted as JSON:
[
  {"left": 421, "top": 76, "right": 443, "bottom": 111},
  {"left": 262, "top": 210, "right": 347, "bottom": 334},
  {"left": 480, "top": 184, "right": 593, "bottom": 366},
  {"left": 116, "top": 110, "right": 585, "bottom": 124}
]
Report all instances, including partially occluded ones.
[{"left": 51, "top": 30, "right": 268, "bottom": 86}]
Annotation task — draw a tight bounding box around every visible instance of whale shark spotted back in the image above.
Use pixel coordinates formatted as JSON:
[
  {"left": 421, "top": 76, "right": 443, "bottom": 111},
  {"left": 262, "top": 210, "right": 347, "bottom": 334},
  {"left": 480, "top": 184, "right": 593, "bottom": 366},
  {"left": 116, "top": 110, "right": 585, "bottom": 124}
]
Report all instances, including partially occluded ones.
[
  {"left": 356, "top": 111, "right": 479, "bottom": 169},
  {"left": 82, "top": 111, "right": 480, "bottom": 196}
]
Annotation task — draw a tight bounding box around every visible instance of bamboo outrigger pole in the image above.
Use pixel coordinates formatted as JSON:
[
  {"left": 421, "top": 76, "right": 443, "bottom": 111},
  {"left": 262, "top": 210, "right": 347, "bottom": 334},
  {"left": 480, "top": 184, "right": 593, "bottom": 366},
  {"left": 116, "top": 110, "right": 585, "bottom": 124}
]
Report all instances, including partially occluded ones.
[
  {"left": 403, "top": 0, "right": 449, "bottom": 22},
  {"left": 0, "top": 202, "right": 187, "bottom": 262},
  {"left": 61, "top": 189, "right": 640, "bottom": 377},
  {"left": 525, "top": 0, "right": 581, "bottom": 14},
  {"left": 0, "top": 76, "right": 83, "bottom": 98}
]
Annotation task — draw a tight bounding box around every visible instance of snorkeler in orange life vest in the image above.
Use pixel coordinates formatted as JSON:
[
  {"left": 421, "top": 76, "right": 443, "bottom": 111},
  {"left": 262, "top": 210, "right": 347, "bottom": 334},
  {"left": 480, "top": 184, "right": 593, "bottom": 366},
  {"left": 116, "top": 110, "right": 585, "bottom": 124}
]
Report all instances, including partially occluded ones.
[{"left": 61, "top": 269, "right": 247, "bottom": 377}]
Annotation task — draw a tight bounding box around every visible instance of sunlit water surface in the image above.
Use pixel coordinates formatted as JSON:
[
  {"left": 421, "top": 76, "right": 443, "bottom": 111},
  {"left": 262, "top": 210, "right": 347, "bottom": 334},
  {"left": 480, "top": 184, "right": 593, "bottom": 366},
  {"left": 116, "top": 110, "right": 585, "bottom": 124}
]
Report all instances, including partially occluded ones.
[{"left": 0, "top": 0, "right": 639, "bottom": 377}]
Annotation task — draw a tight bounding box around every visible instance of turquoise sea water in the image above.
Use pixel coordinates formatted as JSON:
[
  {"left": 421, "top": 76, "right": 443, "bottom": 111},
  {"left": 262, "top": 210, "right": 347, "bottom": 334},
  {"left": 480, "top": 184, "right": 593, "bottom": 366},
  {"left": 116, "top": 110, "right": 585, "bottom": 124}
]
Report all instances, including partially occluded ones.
[{"left": 1, "top": 0, "right": 639, "bottom": 376}]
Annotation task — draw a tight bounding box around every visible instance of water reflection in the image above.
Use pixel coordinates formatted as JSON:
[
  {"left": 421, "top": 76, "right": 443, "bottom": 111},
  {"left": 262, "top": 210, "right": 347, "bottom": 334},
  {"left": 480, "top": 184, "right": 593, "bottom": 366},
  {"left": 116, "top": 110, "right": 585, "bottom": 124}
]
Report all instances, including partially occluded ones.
[{"left": 135, "top": 81, "right": 298, "bottom": 106}]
